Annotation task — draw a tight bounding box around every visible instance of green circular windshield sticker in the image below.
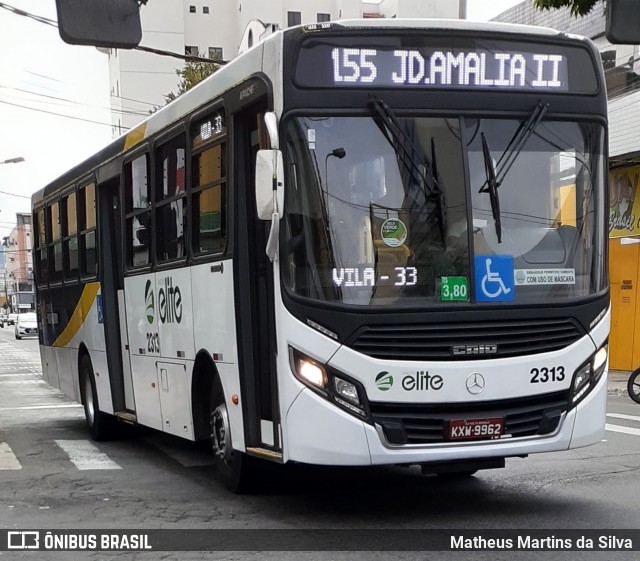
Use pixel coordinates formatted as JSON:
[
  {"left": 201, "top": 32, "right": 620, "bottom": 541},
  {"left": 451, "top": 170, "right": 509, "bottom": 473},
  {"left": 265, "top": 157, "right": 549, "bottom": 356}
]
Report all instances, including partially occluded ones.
[{"left": 381, "top": 218, "right": 407, "bottom": 247}]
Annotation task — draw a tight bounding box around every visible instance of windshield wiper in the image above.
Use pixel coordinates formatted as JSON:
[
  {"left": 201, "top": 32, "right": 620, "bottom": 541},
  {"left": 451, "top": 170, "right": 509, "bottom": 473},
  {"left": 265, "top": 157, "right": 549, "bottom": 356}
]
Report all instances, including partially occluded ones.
[
  {"left": 369, "top": 94, "right": 446, "bottom": 241},
  {"left": 478, "top": 101, "right": 549, "bottom": 243}
]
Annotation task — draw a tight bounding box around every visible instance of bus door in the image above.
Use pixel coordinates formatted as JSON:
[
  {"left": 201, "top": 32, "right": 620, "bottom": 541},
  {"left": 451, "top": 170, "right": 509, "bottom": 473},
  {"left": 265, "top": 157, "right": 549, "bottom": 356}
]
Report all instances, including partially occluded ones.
[
  {"left": 230, "top": 87, "right": 281, "bottom": 454},
  {"left": 98, "top": 177, "right": 135, "bottom": 414}
]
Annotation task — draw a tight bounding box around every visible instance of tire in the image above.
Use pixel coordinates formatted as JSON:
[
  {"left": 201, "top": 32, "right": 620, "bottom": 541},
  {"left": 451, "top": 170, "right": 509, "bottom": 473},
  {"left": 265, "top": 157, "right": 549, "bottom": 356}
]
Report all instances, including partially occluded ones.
[
  {"left": 15, "top": 333, "right": 21, "bottom": 340},
  {"left": 628, "top": 368, "right": 640, "bottom": 404},
  {"left": 80, "top": 354, "right": 115, "bottom": 440},
  {"left": 210, "top": 381, "right": 256, "bottom": 493}
]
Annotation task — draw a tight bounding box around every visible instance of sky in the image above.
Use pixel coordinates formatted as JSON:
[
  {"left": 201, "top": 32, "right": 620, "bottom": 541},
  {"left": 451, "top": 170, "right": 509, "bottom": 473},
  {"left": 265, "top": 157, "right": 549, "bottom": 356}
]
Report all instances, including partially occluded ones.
[{"left": 0, "top": 0, "right": 523, "bottom": 238}]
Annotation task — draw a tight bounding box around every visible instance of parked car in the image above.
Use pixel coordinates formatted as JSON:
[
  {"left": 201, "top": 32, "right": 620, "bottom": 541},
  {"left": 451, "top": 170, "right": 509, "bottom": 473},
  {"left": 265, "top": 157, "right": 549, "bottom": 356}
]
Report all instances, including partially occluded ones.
[
  {"left": 7, "top": 313, "right": 18, "bottom": 326},
  {"left": 15, "top": 312, "right": 38, "bottom": 340}
]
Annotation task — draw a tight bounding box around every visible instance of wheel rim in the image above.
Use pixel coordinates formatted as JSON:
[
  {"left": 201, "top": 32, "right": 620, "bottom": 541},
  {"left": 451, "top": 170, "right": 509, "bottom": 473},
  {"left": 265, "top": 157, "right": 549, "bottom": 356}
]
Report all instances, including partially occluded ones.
[
  {"left": 211, "top": 403, "right": 232, "bottom": 464},
  {"left": 84, "top": 373, "right": 95, "bottom": 426}
]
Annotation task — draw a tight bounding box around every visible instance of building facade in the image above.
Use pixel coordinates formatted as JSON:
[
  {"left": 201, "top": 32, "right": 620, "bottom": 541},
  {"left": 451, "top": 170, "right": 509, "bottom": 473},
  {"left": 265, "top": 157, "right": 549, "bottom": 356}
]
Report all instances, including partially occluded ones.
[
  {"left": 107, "top": 0, "right": 465, "bottom": 133},
  {"left": 494, "top": 2, "right": 640, "bottom": 371},
  {"left": 2, "top": 213, "right": 34, "bottom": 313}
]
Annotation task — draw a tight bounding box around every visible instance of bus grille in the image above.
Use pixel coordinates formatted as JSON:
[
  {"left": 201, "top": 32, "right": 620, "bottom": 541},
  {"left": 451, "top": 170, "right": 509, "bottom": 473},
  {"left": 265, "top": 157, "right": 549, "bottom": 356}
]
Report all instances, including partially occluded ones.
[
  {"left": 350, "top": 318, "right": 584, "bottom": 360},
  {"left": 370, "top": 391, "right": 569, "bottom": 445}
]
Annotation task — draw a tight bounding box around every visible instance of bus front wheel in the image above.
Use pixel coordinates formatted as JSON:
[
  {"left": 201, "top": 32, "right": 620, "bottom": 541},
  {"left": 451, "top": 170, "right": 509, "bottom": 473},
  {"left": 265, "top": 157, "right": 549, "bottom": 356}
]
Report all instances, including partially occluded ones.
[
  {"left": 80, "top": 355, "right": 114, "bottom": 441},
  {"left": 210, "top": 382, "right": 256, "bottom": 493}
]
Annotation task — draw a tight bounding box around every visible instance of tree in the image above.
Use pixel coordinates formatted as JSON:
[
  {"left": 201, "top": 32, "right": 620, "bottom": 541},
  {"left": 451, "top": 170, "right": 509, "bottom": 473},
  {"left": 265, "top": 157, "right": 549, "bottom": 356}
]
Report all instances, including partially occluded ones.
[
  {"left": 533, "top": 0, "right": 603, "bottom": 16},
  {"left": 164, "top": 57, "right": 219, "bottom": 103}
]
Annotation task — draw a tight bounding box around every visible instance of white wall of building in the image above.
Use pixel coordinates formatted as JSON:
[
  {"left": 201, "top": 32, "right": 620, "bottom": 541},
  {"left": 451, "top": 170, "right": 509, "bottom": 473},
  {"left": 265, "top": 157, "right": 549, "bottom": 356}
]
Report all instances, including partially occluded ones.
[
  {"left": 109, "top": 0, "right": 185, "bottom": 133},
  {"left": 109, "top": 0, "right": 462, "bottom": 131},
  {"left": 378, "top": 0, "right": 461, "bottom": 19}
]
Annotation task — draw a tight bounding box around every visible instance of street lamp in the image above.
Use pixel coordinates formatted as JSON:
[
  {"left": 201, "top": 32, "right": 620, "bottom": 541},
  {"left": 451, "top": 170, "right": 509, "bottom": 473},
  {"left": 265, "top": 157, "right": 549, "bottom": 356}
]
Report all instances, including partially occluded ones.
[{"left": 0, "top": 157, "right": 25, "bottom": 165}]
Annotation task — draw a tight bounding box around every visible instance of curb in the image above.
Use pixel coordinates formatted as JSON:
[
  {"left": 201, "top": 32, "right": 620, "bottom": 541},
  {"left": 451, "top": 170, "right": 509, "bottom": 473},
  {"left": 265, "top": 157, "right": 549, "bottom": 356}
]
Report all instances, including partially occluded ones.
[{"left": 608, "top": 387, "right": 628, "bottom": 397}]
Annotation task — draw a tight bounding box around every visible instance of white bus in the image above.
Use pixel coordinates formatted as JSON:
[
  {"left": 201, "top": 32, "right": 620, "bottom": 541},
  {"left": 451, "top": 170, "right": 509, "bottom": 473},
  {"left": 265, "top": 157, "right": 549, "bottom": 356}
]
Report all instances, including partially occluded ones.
[{"left": 33, "top": 19, "right": 610, "bottom": 492}]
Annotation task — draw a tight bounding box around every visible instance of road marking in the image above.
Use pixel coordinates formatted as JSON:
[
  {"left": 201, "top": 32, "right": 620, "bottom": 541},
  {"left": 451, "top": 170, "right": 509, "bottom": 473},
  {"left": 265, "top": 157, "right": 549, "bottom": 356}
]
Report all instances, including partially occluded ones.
[
  {"left": 0, "top": 404, "right": 82, "bottom": 411},
  {"left": 0, "top": 442, "right": 22, "bottom": 470},
  {"left": 605, "top": 423, "right": 640, "bottom": 436},
  {"left": 54, "top": 440, "right": 122, "bottom": 470},
  {"left": 607, "top": 412, "right": 640, "bottom": 423}
]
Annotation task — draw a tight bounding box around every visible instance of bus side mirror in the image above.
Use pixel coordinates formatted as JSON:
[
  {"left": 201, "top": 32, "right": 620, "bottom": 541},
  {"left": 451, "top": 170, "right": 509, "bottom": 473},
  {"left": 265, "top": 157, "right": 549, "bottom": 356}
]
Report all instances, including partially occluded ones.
[
  {"left": 255, "top": 150, "right": 284, "bottom": 221},
  {"left": 606, "top": 0, "right": 640, "bottom": 44}
]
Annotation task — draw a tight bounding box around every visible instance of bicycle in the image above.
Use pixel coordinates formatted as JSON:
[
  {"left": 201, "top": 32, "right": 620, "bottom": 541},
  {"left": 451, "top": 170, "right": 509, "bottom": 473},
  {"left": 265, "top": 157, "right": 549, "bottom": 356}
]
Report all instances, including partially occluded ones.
[{"left": 627, "top": 367, "right": 640, "bottom": 404}]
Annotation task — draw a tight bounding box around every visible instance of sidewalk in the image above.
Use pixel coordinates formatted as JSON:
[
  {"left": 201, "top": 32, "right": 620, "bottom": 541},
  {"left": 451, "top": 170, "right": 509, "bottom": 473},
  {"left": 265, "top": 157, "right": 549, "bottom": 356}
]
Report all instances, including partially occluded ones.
[{"left": 608, "top": 369, "right": 631, "bottom": 397}]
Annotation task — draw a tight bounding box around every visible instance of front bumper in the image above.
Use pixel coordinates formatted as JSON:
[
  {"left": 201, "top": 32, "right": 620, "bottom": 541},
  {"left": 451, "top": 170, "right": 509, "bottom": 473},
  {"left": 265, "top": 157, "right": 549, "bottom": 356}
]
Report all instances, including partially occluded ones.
[{"left": 284, "top": 368, "right": 607, "bottom": 466}]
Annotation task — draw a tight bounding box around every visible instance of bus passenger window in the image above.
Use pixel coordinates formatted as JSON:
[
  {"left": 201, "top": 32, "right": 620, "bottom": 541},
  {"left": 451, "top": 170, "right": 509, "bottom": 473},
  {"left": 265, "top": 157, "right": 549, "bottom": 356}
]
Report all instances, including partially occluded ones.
[
  {"left": 50, "top": 201, "right": 63, "bottom": 282},
  {"left": 155, "top": 134, "right": 186, "bottom": 262},
  {"left": 192, "top": 143, "right": 226, "bottom": 255},
  {"left": 35, "top": 208, "right": 48, "bottom": 286},
  {"left": 63, "top": 191, "right": 79, "bottom": 278},
  {"left": 80, "top": 182, "right": 97, "bottom": 277},
  {"left": 124, "top": 154, "right": 151, "bottom": 268}
]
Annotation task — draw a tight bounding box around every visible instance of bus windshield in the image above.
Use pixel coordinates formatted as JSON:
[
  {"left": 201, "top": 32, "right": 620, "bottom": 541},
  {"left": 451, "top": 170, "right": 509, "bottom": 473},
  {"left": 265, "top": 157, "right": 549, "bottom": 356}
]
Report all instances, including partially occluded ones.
[{"left": 283, "top": 114, "right": 606, "bottom": 307}]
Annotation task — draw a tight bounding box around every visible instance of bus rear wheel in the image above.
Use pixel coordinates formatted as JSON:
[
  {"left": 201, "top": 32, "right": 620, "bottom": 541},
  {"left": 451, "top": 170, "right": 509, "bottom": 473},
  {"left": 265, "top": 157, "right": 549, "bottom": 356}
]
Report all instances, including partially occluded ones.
[
  {"left": 80, "top": 355, "right": 114, "bottom": 441},
  {"left": 210, "top": 382, "right": 256, "bottom": 493}
]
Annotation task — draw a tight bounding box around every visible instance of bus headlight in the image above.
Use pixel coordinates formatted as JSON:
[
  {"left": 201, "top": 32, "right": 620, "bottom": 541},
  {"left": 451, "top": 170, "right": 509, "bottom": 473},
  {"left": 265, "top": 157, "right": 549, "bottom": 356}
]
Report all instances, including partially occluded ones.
[
  {"left": 571, "top": 344, "right": 608, "bottom": 405},
  {"left": 291, "top": 349, "right": 327, "bottom": 391},
  {"left": 289, "top": 347, "right": 370, "bottom": 420}
]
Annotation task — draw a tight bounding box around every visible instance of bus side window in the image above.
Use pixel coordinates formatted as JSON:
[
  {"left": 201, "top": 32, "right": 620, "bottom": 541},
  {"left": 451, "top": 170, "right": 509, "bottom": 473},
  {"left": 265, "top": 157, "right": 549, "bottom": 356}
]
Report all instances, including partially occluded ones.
[
  {"left": 155, "top": 134, "right": 187, "bottom": 263},
  {"left": 79, "top": 182, "right": 97, "bottom": 277},
  {"left": 35, "top": 208, "right": 48, "bottom": 287},
  {"left": 124, "top": 154, "right": 151, "bottom": 268},
  {"left": 62, "top": 191, "right": 79, "bottom": 280},
  {"left": 50, "top": 201, "right": 63, "bottom": 283}
]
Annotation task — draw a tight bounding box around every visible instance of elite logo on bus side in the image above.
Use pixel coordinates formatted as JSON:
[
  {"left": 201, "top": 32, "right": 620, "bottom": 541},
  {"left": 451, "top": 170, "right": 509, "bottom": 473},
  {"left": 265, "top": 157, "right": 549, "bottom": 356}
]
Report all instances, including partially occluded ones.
[{"left": 144, "top": 278, "right": 183, "bottom": 325}]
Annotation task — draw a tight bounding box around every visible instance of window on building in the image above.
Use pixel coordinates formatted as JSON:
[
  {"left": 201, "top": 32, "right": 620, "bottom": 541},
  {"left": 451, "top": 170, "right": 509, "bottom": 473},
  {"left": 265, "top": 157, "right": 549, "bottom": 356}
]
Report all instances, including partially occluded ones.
[
  {"left": 155, "top": 134, "right": 187, "bottom": 263},
  {"left": 288, "top": 11, "right": 301, "bottom": 27},
  {"left": 79, "top": 182, "right": 97, "bottom": 277},
  {"left": 317, "top": 13, "right": 330, "bottom": 22},
  {"left": 189, "top": 5, "right": 196, "bottom": 13},
  {"left": 191, "top": 109, "right": 227, "bottom": 256},
  {"left": 203, "top": 6, "right": 209, "bottom": 14},
  {"left": 209, "top": 47, "right": 223, "bottom": 61},
  {"left": 185, "top": 45, "right": 199, "bottom": 57},
  {"left": 124, "top": 154, "right": 151, "bottom": 268}
]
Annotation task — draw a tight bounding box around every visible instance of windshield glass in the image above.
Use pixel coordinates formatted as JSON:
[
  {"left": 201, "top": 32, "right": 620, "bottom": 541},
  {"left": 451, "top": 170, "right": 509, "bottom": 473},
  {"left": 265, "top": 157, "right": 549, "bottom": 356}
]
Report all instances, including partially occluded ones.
[
  {"left": 468, "top": 119, "right": 606, "bottom": 302},
  {"left": 283, "top": 115, "right": 606, "bottom": 307}
]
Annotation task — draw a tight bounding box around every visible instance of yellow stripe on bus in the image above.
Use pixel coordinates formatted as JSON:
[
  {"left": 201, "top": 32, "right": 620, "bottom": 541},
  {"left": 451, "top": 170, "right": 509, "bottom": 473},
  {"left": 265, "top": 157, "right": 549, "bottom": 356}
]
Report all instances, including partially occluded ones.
[
  {"left": 123, "top": 123, "right": 147, "bottom": 151},
  {"left": 52, "top": 283, "right": 101, "bottom": 348}
]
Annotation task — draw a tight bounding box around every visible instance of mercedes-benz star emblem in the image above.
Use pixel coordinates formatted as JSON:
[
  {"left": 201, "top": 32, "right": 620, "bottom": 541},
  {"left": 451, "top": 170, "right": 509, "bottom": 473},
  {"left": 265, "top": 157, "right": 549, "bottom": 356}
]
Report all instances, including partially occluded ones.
[{"left": 466, "top": 372, "right": 485, "bottom": 395}]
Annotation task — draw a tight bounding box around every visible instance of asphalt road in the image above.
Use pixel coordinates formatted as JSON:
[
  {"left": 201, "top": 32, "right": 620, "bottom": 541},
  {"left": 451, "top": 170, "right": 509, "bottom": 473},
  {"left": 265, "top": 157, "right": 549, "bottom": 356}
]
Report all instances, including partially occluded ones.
[{"left": 1, "top": 326, "right": 639, "bottom": 561}]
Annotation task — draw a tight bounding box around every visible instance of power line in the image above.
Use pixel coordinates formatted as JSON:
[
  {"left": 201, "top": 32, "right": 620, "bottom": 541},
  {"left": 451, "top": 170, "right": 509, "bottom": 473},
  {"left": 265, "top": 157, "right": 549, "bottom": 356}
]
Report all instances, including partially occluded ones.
[
  {"left": 0, "top": 190, "right": 31, "bottom": 199},
  {"left": 0, "top": 99, "right": 126, "bottom": 129},
  {"left": 0, "top": 85, "right": 149, "bottom": 117}
]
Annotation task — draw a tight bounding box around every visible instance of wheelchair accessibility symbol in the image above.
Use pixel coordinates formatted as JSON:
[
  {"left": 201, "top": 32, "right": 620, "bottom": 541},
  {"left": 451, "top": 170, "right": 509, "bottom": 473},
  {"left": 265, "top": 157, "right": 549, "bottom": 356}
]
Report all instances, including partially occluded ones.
[{"left": 475, "top": 255, "right": 515, "bottom": 302}]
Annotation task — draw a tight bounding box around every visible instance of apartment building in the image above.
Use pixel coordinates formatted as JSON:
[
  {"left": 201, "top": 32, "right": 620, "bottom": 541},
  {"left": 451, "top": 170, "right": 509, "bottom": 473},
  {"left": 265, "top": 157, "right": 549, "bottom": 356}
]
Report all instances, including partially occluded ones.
[{"left": 2, "top": 213, "right": 34, "bottom": 312}]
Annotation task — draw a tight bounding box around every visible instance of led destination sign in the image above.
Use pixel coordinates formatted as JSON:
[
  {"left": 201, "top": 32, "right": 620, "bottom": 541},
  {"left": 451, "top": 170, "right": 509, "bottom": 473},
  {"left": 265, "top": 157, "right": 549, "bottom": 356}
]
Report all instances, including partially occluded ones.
[{"left": 295, "top": 37, "right": 598, "bottom": 93}]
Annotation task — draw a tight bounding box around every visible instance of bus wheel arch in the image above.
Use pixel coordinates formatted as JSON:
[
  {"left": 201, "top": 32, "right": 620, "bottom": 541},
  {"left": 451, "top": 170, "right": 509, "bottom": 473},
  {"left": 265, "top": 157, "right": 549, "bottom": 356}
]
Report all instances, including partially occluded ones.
[
  {"left": 77, "top": 346, "right": 114, "bottom": 441},
  {"left": 191, "top": 351, "right": 256, "bottom": 493}
]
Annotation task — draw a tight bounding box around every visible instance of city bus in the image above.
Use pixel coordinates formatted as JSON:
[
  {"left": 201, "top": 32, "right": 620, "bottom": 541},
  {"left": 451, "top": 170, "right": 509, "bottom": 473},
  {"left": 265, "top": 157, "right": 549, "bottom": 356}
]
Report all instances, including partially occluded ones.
[{"left": 32, "top": 19, "right": 610, "bottom": 492}]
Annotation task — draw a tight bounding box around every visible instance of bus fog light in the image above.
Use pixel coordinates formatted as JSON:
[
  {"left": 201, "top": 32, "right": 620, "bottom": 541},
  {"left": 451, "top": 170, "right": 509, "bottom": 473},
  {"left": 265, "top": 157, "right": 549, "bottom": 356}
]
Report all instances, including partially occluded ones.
[{"left": 334, "top": 377, "right": 361, "bottom": 406}]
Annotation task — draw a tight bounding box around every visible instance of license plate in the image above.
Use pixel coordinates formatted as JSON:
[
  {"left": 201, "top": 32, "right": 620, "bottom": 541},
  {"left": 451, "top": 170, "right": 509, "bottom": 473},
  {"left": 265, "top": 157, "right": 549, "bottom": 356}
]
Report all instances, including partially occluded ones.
[{"left": 447, "top": 417, "right": 503, "bottom": 440}]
